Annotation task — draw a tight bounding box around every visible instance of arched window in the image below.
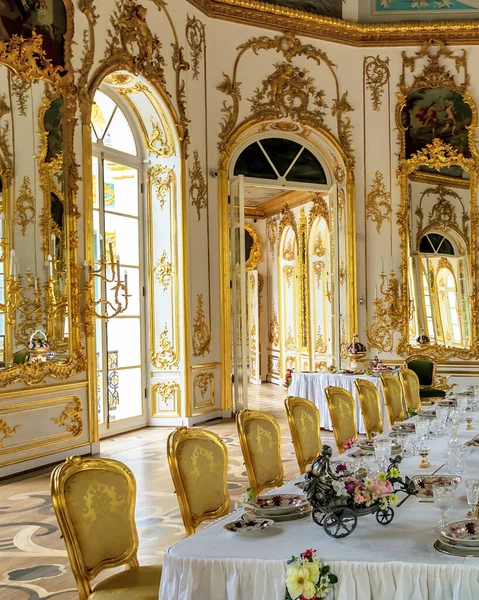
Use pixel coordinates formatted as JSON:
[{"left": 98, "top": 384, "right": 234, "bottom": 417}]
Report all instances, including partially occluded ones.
[
  {"left": 234, "top": 138, "right": 327, "bottom": 185},
  {"left": 91, "top": 88, "right": 145, "bottom": 433},
  {"left": 437, "top": 266, "right": 462, "bottom": 345},
  {"left": 419, "top": 233, "right": 454, "bottom": 256}
]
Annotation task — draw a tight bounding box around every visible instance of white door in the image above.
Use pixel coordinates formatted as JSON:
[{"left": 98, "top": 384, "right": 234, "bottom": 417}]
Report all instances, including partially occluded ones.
[{"left": 230, "top": 175, "right": 248, "bottom": 412}]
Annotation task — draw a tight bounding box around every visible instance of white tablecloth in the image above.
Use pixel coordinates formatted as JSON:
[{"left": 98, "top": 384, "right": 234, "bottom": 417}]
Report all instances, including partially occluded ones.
[
  {"left": 288, "top": 372, "right": 390, "bottom": 435},
  {"left": 161, "top": 412, "right": 479, "bottom": 600}
]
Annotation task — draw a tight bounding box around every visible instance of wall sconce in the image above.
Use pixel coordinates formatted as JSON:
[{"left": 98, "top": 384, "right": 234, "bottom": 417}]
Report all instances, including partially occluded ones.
[{"left": 84, "top": 238, "right": 129, "bottom": 333}]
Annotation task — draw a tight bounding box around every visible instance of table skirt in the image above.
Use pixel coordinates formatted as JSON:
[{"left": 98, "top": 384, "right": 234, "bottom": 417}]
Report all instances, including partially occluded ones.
[{"left": 160, "top": 553, "right": 479, "bottom": 600}]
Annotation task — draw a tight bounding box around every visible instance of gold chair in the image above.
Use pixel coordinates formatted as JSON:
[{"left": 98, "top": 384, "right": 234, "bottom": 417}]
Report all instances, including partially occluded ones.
[
  {"left": 325, "top": 386, "right": 357, "bottom": 454},
  {"left": 285, "top": 396, "right": 322, "bottom": 474},
  {"left": 354, "top": 379, "right": 383, "bottom": 439},
  {"left": 399, "top": 366, "right": 422, "bottom": 413},
  {"left": 380, "top": 373, "right": 405, "bottom": 426},
  {"left": 167, "top": 426, "right": 230, "bottom": 536},
  {"left": 236, "top": 409, "right": 284, "bottom": 496},
  {"left": 50, "top": 456, "right": 162, "bottom": 600}
]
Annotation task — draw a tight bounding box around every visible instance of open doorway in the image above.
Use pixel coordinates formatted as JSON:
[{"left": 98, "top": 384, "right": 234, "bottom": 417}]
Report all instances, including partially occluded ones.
[{"left": 229, "top": 135, "right": 342, "bottom": 413}]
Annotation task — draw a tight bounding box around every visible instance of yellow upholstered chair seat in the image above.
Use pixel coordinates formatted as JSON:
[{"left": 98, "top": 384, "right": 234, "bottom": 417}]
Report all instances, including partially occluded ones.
[
  {"left": 325, "top": 386, "right": 357, "bottom": 454},
  {"left": 380, "top": 373, "right": 405, "bottom": 426},
  {"left": 399, "top": 366, "right": 422, "bottom": 412},
  {"left": 285, "top": 396, "right": 321, "bottom": 474},
  {"left": 354, "top": 379, "right": 383, "bottom": 439},
  {"left": 50, "top": 456, "right": 161, "bottom": 600},
  {"left": 167, "top": 427, "right": 230, "bottom": 536},
  {"left": 90, "top": 565, "right": 162, "bottom": 599},
  {"left": 236, "top": 410, "right": 283, "bottom": 495}
]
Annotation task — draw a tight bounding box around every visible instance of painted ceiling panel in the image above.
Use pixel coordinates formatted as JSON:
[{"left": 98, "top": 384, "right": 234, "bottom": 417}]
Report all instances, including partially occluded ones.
[{"left": 257, "top": 0, "right": 343, "bottom": 18}]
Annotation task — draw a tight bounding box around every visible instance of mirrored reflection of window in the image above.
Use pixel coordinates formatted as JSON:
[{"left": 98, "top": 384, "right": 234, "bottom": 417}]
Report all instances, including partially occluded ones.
[
  {"left": 413, "top": 231, "right": 470, "bottom": 348},
  {"left": 91, "top": 88, "right": 144, "bottom": 431}
]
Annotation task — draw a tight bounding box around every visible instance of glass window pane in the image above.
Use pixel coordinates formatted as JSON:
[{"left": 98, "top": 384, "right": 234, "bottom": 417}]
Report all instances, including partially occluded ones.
[
  {"left": 104, "top": 213, "right": 139, "bottom": 266},
  {"left": 104, "top": 107, "right": 137, "bottom": 155},
  {"left": 104, "top": 161, "right": 139, "bottom": 217},
  {"left": 97, "top": 370, "right": 104, "bottom": 425},
  {"left": 259, "top": 138, "right": 302, "bottom": 176},
  {"left": 110, "top": 368, "right": 143, "bottom": 421},
  {"left": 233, "top": 142, "right": 277, "bottom": 179},
  {"left": 92, "top": 91, "right": 116, "bottom": 139},
  {"left": 107, "top": 318, "right": 141, "bottom": 369},
  {"left": 287, "top": 148, "right": 327, "bottom": 184}
]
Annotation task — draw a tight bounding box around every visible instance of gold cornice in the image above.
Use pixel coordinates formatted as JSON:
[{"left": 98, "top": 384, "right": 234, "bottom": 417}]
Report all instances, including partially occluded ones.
[
  {"left": 187, "top": 0, "right": 479, "bottom": 47},
  {"left": 245, "top": 190, "right": 325, "bottom": 219}
]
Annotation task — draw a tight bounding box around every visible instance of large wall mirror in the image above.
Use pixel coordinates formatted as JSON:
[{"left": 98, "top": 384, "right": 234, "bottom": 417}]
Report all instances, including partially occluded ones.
[
  {"left": 0, "top": 24, "right": 85, "bottom": 385},
  {"left": 396, "top": 42, "right": 478, "bottom": 359}
]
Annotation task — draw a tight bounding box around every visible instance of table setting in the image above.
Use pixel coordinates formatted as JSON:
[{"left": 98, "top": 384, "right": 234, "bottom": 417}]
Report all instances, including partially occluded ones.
[{"left": 160, "top": 391, "right": 479, "bottom": 600}]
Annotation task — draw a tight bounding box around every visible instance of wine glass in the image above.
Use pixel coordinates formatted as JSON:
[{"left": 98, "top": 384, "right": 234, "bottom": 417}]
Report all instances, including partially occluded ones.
[
  {"left": 374, "top": 438, "right": 392, "bottom": 473},
  {"left": 465, "top": 479, "right": 479, "bottom": 519},
  {"left": 433, "top": 482, "right": 456, "bottom": 533},
  {"left": 416, "top": 418, "right": 429, "bottom": 441}
]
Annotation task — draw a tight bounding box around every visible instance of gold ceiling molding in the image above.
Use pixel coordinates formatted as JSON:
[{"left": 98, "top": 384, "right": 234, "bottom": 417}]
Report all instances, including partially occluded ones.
[
  {"left": 366, "top": 170, "right": 392, "bottom": 234},
  {"left": 189, "top": 150, "right": 208, "bottom": 221},
  {"left": 192, "top": 294, "right": 211, "bottom": 357},
  {"left": 186, "top": 14, "right": 206, "bottom": 80},
  {"left": 364, "top": 55, "right": 390, "bottom": 112},
  {"left": 217, "top": 31, "right": 354, "bottom": 168},
  {"left": 187, "top": 0, "right": 479, "bottom": 46}
]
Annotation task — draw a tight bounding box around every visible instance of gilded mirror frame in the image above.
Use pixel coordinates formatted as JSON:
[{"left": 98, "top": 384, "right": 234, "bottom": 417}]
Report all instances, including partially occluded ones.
[
  {"left": 0, "top": 1, "right": 86, "bottom": 386},
  {"left": 244, "top": 224, "right": 262, "bottom": 271},
  {"left": 395, "top": 41, "right": 479, "bottom": 359}
]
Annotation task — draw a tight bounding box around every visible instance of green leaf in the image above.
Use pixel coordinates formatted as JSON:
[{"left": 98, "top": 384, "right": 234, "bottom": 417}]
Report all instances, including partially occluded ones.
[
  {"left": 322, "top": 565, "right": 330, "bottom": 574},
  {"left": 329, "top": 574, "right": 338, "bottom": 584}
]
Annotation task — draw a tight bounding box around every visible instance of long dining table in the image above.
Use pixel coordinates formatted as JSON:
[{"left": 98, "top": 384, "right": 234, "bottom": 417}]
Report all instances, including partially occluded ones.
[
  {"left": 160, "top": 410, "right": 479, "bottom": 599},
  {"left": 288, "top": 371, "right": 391, "bottom": 434}
]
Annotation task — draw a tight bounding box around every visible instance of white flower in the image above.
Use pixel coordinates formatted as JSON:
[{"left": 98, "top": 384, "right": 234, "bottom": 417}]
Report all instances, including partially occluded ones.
[
  {"left": 286, "top": 562, "right": 320, "bottom": 599},
  {"left": 332, "top": 479, "right": 348, "bottom": 497},
  {"left": 234, "top": 492, "right": 252, "bottom": 510}
]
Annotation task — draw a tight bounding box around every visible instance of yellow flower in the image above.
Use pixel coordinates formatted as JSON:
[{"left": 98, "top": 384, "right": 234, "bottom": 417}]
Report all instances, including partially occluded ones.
[
  {"left": 389, "top": 493, "right": 398, "bottom": 505},
  {"left": 389, "top": 467, "right": 400, "bottom": 479},
  {"left": 286, "top": 562, "right": 319, "bottom": 599},
  {"left": 376, "top": 472, "right": 387, "bottom": 481}
]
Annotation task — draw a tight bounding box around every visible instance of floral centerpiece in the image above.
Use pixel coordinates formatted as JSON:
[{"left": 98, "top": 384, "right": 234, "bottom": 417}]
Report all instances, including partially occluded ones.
[
  {"left": 285, "top": 549, "right": 338, "bottom": 600},
  {"left": 26, "top": 330, "right": 51, "bottom": 363},
  {"left": 284, "top": 368, "right": 294, "bottom": 390},
  {"left": 304, "top": 445, "right": 417, "bottom": 537},
  {"left": 416, "top": 333, "right": 430, "bottom": 345}
]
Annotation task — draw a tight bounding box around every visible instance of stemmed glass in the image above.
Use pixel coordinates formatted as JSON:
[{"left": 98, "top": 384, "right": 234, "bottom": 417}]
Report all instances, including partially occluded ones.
[
  {"left": 433, "top": 482, "right": 456, "bottom": 533},
  {"left": 417, "top": 438, "right": 431, "bottom": 469},
  {"left": 435, "top": 406, "right": 449, "bottom": 437},
  {"left": 416, "top": 418, "right": 429, "bottom": 441},
  {"left": 465, "top": 479, "right": 479, "bottom": 519},
  {"left": 374, "top": 438, "right": 392, "bottom": 473}
]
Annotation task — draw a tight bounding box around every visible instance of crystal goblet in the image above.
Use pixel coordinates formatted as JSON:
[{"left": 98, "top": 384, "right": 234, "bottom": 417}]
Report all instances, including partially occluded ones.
[
  {"left": 465, "top": 479, "right": 479, "bottom": 519},
  {"left": 432, "top": 482, "right": 456, "bottom": 533}
]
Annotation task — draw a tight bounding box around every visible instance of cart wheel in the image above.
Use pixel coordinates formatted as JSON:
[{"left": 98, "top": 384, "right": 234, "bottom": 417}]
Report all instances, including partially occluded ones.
[
  {"left": 376, "top": 506, "right": 394, "bottom": 525},
  {"left": 323, "top": 508, "right": 357, "bottom": 538},
  {"left": 312, "top": 510, "right": 325, "bottom": 527}
]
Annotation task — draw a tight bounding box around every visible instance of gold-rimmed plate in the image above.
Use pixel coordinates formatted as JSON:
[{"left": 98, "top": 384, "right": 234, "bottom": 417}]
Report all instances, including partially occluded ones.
[{"left": 434, "top": 537, "right": 479, "bottom": 557}]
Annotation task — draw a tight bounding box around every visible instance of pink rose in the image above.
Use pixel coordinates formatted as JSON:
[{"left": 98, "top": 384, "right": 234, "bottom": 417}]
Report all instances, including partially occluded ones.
[{"left": 371, "top": 479, "right": 393, "bottom": 498}]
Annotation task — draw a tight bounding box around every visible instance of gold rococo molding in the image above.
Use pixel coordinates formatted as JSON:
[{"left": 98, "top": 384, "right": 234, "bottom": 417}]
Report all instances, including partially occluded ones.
[{"left": 187, "top": 0, "right": 479, "bottom": 46}]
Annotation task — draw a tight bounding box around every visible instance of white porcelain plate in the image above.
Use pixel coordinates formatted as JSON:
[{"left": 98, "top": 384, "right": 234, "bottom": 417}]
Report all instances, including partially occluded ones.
[
  {"left": 246, "top": 494, "right": 309, "bottom": 515},
  {"left": 441, "top": 521, "right": 479, "bottom": 547},
  {"left": 223, "top": 516, "right": 274, "bottom": 534}
]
